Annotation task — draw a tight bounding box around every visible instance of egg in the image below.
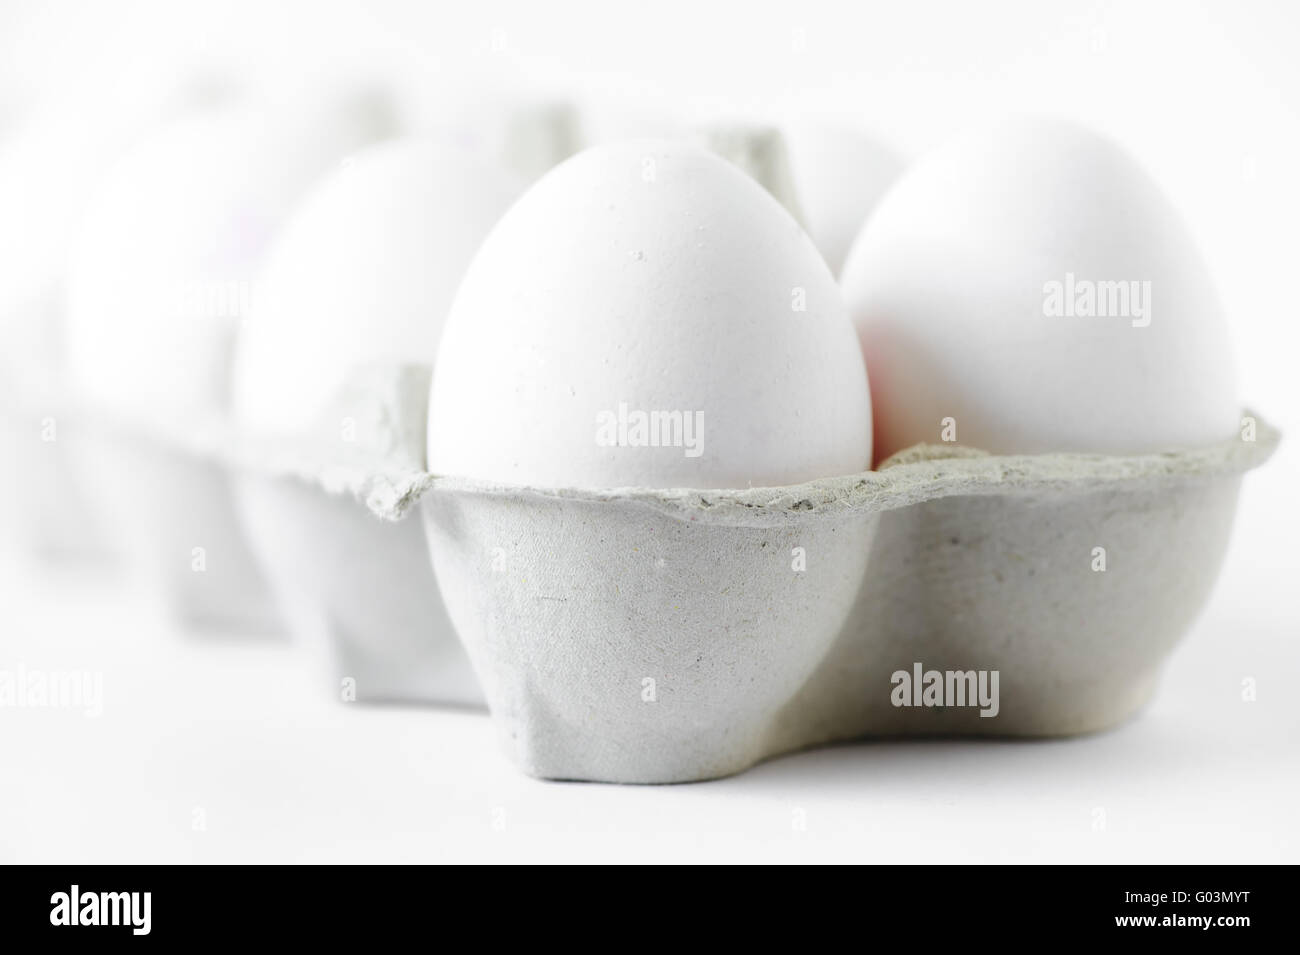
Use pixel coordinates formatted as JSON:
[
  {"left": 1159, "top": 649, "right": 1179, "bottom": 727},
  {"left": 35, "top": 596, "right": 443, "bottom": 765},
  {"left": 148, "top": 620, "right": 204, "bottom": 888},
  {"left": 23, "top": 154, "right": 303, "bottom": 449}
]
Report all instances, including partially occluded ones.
[
  {"left": 233, "top": 138, "right": 522, "bottom": 436},
  {"left": 0, "top": 77, "right": 216, "bottom": 329},
  {"left": 841, "top": 117, "right": 1239, "bottom": 462},
  {"left": 65, "top": 93, "right": 395, "bottom": 428},
  {"left": 783, "top": 122, "right": 903, "bottom": 276},
  {"left": 428, "top": 139, "right": 872, "bottom": 489},
  {"left": 230, "top": 138, "right": 521, "bottom": 705},
  {"left": 0, "top": 77, "right": 224, "bottom": 563},
  {"left": 57, "top": 92, "right": 392, "bottom": 633}
]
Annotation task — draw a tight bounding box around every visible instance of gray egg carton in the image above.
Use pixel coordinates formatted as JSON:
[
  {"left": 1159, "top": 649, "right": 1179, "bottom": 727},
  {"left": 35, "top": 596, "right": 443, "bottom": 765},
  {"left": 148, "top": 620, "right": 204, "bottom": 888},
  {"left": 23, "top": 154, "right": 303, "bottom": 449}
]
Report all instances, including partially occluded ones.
[
  {"left": 419, "top": 415, "right": 1277, "bottom": 783},
  {"left": 47, "top": 367, "right": 1279, "bottom": 784}
]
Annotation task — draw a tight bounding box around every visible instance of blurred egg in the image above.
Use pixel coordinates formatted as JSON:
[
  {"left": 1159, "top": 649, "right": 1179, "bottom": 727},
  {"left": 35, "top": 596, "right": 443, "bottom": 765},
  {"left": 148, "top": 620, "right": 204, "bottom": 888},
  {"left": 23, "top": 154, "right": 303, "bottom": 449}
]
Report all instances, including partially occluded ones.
[
  {"left": 233, "top": 138, "right": 522, "bottom": 435},
  {"left": 0, "top": 75, "right": 222, "bottom": 328},
  {"left": 65, "top": 92, "right": 395, "bottom": 428},
  {"left": 230, "top": 137, "right": 517, "bottom": 706},
  {"left": 783, "top": 122, "right": 903, "bottom": 276},
  {"left": 841, "top": 117, "right": 1238, "bottom": 462},
  {"left": 0, "top": 74, "right": 228, "bottom": 563},
  {"left": 428, "top": 139, "right": 872, "bottom": 489}
]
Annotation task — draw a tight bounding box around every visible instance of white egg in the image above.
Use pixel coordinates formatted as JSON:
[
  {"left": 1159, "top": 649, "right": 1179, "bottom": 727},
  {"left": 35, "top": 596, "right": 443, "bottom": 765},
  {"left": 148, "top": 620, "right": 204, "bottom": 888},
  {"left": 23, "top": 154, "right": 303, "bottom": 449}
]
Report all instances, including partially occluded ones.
[
  {"left": 65, "top": 95, "right": 394, "bottom": 428},
  {"left": 783, "top": 122, "right": 903, "bottom": 276},
  {"left": 841, "top": 117, "right": 1238, "bottom": 462},
  {"left": 0, "top": 77, "right": 226, "bottom": 564},
  {"left": 231, "top": 138, "right": 518, "bottom": 707},
  {"left": 428, "top": 139, "right": 872, "bottom": 490},
  {"left": 233, "top": 138, "right": 523, "bottom": 435},
  {"left": 0, "top": 78, "right": 216, "bottom": 327}
]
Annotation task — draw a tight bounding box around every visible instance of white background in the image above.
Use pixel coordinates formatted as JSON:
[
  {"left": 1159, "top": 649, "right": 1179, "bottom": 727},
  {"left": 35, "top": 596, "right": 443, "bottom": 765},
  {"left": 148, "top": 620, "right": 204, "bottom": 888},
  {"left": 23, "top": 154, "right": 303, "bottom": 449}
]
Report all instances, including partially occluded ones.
[{"left": 1, "top": 0, "right": 1297, "bottom": 862}]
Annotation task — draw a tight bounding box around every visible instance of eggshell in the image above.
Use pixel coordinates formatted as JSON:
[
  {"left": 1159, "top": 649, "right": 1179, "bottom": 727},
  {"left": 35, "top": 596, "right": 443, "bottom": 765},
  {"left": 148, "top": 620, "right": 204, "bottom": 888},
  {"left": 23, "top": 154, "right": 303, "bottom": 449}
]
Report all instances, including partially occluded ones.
[
  {"left": 841, "top": 117, "right": 1239, "bottom": 462},
  {"left": 428, "top": 139, "right": 872, "bottom": 489},
  {"left": 782, "top": 122, "right": 903, "bottom": 276},
  {"left": 231, "top": 138, "right": 521, "bottom": 704},
  {"left": 66, "top": 95, "right": 395, "bottom": 428},
  {"left": 233, "top": 139, "right": 522, "bottom": 436},
  {"left": 420, "top": 139, "right": 876, "bottom": 779},
  {"left": 0, "top": 87, "right": 190, "bottom": 325},
  {"left": 60, "top": 93, "right": 392, "bottom": 632},
  {"left": 0, "top": 77, "right": 221, "bottom": 563}
]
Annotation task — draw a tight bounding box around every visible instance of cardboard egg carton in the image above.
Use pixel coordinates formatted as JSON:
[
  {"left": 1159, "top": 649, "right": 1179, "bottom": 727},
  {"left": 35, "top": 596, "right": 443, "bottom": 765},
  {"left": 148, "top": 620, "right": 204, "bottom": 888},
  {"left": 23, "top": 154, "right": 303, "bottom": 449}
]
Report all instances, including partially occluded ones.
[
  {"left": 418, "top": 416, "right": 1276, "bottom": 782},
  {"left": 233, "top": 367, "right": 1275, "bottom": 783},
  {"left": 233, "top": 472, "right": 481, "bottom": 706},
  {"left": 23, "top": 341, "right": 1280, "bottom": 784},
  {"left": 0, "top": 295, "right": 118, "bottom": 564},
  {"left": 26, "top": 363, "right": 478, "bottom": 705}
]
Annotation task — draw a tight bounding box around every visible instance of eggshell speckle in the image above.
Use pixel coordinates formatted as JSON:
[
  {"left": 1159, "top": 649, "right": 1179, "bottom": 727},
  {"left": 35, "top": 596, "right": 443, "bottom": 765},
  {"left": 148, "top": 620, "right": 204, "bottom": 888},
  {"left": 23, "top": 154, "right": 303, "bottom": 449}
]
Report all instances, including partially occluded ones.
[{"left": 428, "top": 140, "right": 871, "bottom": 490}]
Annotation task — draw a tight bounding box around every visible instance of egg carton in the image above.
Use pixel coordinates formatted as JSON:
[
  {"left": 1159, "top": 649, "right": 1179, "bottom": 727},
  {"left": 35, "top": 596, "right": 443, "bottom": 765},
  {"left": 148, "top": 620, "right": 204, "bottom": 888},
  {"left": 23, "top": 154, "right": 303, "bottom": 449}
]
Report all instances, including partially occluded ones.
[
  {"left": 0, "top": 295, "right": 118, "bottom": 564},
  {"left": 70, "top": 423, "right": 286, "bottom": 635},
  {"left": 0, "top": 327, "right": 285, "bottom": 633},
  {"left": 52, "top": 360, "right": 1278, "bottom": 782},
  {"left": 32, "top": 364, "right": 476, "bottom": 705},
  {"left": 223, "top": 363, "right": 481, "bottom": 705},
  {"left": 232, "top": 472, "right": 481, "bottom": 706},
  {"left": 417, "top": 414, "right": 1277, "bottom": 783}
]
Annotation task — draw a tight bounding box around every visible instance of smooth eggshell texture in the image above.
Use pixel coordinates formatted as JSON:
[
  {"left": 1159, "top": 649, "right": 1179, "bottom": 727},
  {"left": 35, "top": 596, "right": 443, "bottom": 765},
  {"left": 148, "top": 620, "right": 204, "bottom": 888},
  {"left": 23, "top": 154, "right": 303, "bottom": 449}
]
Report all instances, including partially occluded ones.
[
  {"left": 428, "top": 139, "right": 872, "bottom": 490},
  {"left": 841, "top": 117, "right": 1239, "bottom": 462},
  {"left": 233, "top": 138, "right": 522, "bottom": 435},
  {"left": 65, "top": 96, "right": 392, "bottom": 427}
]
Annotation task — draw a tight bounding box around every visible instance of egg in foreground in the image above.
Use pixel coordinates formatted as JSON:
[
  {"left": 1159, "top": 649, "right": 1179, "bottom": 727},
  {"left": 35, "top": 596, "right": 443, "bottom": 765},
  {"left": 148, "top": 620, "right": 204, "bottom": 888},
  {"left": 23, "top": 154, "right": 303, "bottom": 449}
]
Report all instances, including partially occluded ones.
[{"left": 428, "top": 139, "right": 872, "bottom": 489}]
